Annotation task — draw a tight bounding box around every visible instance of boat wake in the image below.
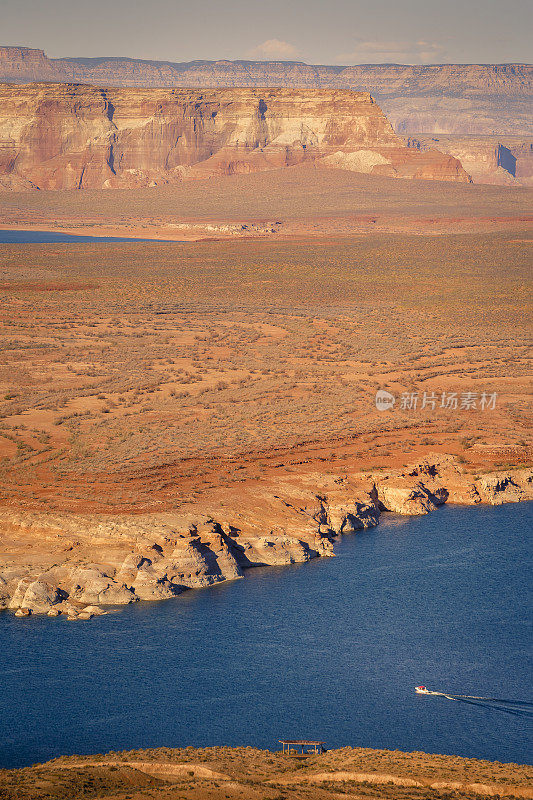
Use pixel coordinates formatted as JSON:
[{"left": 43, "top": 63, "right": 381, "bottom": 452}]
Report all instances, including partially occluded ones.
[{"left": 415, "top": 687, "right": 533, "bottom": 718}]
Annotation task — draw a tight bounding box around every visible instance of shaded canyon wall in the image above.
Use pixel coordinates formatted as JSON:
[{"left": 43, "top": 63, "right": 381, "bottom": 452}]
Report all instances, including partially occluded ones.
[{"left": 0, "top": 83, "right": 470, "bottom": 190}]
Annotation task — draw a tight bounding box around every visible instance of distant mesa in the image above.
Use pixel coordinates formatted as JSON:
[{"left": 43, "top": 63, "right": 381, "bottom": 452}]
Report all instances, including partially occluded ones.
[
  {"left": 0, "top": 83, "right": 471, "bottom": 190},
  {"left": 0, "top": 45, "right": 531, "bottom": 136},
  {"left": 405, "top": 134, "right": 533, "bottom": 186}
]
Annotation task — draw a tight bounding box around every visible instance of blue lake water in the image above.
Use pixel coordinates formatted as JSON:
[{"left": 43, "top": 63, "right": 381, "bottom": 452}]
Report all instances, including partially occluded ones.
[
  {"left": 0, "top": 229, "right": 167, "bottom": 243},
  {"left": 1, "top": 501, "right": 531, "bottom": 768}
]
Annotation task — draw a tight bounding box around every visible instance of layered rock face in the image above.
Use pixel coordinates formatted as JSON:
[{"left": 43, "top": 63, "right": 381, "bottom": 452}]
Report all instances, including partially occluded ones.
[
  {"left": 1, "top": 47, "right": 531, "bottom": 135},
  {"left": 0, "top": 47, "right": 59, "bottom": 81},
  {"left": 406, "top": 134, "right": 533, "bottom": 186},
  {"left": 0, "top": 83, "right": 470, "bottom": 189},
  {"left": 3, "top": 49, "right": 528, "bottom": 95},
  {"left": 1, "top": 456, "right": 531, "bottom": 619}
]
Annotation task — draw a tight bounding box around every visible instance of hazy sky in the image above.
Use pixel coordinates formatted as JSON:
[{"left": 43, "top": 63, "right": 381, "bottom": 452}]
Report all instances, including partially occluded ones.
[{"left": 2, "top": 0, "right": 532, "bottom": 65}]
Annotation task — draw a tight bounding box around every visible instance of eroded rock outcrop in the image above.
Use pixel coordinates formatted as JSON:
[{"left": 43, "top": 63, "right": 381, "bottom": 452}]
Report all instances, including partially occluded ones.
[
  {"left": 116, "top": 554, "right": 182, "bottom": 601},
  {"left": 406, "top": 134, "right": 533, "bottom": 186},
  {"left": 475, "top": 470, "right": 532, "bottom": 505},
  {"left": 18, "top": 579, "right": 64, "bottom": 613},
  {"left": 0, "top": 576, "right": 10, "bottom": 610},
  {"left": 1, "top": 456, "right": 531, "bottom": 618},
  {"left": 0, "top": 83, "right": 471, "bottom": 189},
  {"left": 67, "top": 568, "right": 138, "bottom": 606},
  {"left": 373, "top": 480, "right": 447, "bottom": 515}
]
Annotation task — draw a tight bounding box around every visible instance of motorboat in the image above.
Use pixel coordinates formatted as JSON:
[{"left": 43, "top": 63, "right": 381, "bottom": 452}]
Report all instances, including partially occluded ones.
[{"left": 415, "top": 685, "right": 431, "bottom": 694}]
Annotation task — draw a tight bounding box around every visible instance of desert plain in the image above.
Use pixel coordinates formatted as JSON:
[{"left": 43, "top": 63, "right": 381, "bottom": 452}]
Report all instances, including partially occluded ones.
[{"left": 0, "top": 164, "right": 531, "bottom": 619}]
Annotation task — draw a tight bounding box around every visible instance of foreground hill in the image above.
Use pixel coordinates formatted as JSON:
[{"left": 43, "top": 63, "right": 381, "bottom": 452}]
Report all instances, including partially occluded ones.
[
  {"left": 0, "top": 83, "right": 470, "bottom": 190},
  {"left": 1, "top": 745, "right": 532, "bottom": 799},
  {"left": 0, "top": 46, "right": 532, "bottom": 134}
]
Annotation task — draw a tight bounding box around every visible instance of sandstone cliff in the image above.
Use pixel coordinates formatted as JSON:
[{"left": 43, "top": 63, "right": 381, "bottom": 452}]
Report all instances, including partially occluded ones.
[
  {"left": 1, "top": 47, "right": 531, "bottom": 135},
  {"left": 1, "top": 455, "right": 531, "bottom": 619},
  {"left": 405, "top": 134, "right": 533, "bottom": 186},
  {"left": 0, "top": 83, "right": 470, "bottom": 189}
]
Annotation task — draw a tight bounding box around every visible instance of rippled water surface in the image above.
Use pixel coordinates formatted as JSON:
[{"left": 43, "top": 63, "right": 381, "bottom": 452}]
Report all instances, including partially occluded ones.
[{"left": 1, "top": 501, "right": 531, "bottom": 768}]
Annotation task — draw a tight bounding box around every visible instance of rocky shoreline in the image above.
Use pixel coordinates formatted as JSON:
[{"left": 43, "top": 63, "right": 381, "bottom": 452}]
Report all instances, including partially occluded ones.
[{"left": 1, "top": 453, "right": 531, "bottom": 621}]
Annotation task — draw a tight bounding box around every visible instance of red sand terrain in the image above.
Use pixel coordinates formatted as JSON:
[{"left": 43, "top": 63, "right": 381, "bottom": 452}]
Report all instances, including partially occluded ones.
[{"left": 0, "top": 168, "right": 531, "bottom": 619}]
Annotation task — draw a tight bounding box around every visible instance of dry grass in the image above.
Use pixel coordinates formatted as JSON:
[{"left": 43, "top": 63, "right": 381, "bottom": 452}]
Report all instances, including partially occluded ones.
[
  {"left": 1, "top": 746, "right": 531, "bottom": 800},
  {"left": 1, "top": 165, "right": 531, "bottom": 224},
  {"left": 0, "top": 223, "right": 531, "bottom": 513}
]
